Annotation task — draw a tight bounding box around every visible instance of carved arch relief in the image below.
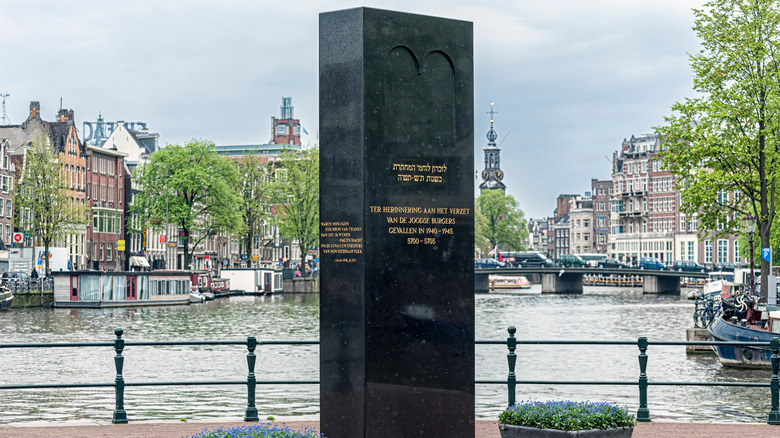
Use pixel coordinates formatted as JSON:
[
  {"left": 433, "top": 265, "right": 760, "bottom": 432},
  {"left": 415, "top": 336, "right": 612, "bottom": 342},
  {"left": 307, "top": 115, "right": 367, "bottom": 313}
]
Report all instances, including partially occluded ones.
[{"left": 384, "top": 46, "right": 456, "bottom": 149}]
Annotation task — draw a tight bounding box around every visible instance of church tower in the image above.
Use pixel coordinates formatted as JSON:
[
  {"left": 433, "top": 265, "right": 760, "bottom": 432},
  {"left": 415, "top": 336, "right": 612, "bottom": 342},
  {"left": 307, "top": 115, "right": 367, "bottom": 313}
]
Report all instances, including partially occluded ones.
[{"left": 479, "top": 102, "right": 506, "bottom": 192}]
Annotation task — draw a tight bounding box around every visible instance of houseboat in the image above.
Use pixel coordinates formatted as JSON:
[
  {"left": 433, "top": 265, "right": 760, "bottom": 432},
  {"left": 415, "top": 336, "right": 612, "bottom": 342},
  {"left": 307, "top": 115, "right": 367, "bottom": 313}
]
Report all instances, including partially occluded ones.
[
  {"left": 53, "top": 270, "right": 197, "bottom": 308},
  {"left": 210, "top": 277, "right": 231, "bottom": 298},
  {"left": 220, "top": 267, "right": 283, "bottom": 295}
]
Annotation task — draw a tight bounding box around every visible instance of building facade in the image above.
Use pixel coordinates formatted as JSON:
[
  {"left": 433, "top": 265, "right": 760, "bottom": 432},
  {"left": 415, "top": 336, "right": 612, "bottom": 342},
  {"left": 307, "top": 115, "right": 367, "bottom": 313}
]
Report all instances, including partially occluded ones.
[
  {"left": 591, "top": 179, "right": 611, "bottom": 254},
  {"left": 86, "top": 145, "right": 127, "bottom": 271},
  {"left": 569, "top": 195, "right": 593, "bottom": 255},
  {"left": 0, "top": 138, "right": 14, "bottom": 247}
]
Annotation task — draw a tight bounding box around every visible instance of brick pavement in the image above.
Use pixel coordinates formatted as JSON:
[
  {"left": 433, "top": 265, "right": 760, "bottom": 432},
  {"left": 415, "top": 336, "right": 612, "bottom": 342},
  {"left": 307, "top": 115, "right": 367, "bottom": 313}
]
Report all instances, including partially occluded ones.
[{"left": 0, "top": 420, "right": 777, "bottom": 438}]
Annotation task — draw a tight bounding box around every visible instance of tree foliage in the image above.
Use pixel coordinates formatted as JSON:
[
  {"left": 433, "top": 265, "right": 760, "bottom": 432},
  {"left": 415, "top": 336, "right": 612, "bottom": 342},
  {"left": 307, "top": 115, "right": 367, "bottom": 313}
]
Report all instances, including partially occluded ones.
[
  {"left": 272, "top": 148, "right": 319, "bottom": 271},
  {"left": 236, "top": 154, "right": 274, "bottom": 266},
  {"left": 132, "top": 140, "right": 244, "bottom": 269},
  {"left": 13, "top": 126, "right": 88, "bottom": 274},
  {"left": 655, "top": 0, "right": 780, "bottom": 300},
  {"left": 475, "top": 189, "right": 527, "bottom": 254}
]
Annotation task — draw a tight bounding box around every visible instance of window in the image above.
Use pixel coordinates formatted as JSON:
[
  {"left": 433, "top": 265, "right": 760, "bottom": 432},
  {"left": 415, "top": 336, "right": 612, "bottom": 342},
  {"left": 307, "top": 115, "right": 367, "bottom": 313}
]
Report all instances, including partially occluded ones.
[
  {"left": 276, "top": 124, "right": 287, "bottom": 135},
  {"left": 717, "top": 240, "right": 728, "bottom": 263},
  {"left": 705, "top": 241, "right": 713, "bottom": 263},
  {"left": 100, "top": 243, "right": 105, "bottom": 261},
  {"left": 6, "top": 200, "right": 11, "bottom": 218},
  {"left": 93, "top": 211, "right": 120, "bottom": 234},
  {"left": 107, "top": 243, "right": 113, "bottom": 261},
  {"left": 688, "top": 241, "right": 695, "bottom": 261},
  {"left": 735, "top": 241, "right": 741, "bottom": 263}
]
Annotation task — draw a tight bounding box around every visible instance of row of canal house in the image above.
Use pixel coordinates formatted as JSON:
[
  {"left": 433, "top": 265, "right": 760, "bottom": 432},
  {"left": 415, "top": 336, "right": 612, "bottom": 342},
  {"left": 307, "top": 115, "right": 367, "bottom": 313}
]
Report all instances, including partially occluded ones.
[
  {"left": 0, "top": 99, "right": 304, "bottom": 274},
  {"left": 0, "top": 102, "right": 127, "bottom": 271},
  {"left": 533, "top": 133, "right": 742, "bottom": 268}
]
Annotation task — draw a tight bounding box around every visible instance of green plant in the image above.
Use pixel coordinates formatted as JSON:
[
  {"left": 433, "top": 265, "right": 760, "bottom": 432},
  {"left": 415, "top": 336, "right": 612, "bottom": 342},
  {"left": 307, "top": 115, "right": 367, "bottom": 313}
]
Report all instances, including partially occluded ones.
[
  {"left": 498, "top": 400, "right": 637, "bottom": 431},
  {"left": 184, "top": 423, "right": 324, "bottom": 438}
]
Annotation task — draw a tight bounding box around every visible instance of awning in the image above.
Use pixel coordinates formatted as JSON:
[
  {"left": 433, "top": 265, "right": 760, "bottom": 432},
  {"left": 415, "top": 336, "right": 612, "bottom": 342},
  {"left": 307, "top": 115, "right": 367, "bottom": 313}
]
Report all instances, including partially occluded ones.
[{"left": 130, "top": 256, "right": 150, "bottom": 268}]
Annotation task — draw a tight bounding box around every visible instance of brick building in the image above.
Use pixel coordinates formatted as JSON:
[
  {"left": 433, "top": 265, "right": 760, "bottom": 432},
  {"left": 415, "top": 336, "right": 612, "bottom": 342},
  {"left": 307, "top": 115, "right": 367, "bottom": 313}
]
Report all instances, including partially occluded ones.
[{"left": 86, "top": 145, "right": 127, "bottom": 271}]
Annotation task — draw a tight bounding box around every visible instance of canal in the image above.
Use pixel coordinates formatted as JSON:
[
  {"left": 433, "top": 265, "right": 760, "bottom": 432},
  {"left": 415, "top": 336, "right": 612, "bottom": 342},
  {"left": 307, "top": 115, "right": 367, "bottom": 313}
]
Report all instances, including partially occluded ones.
[{"left": 0, "top": 286, "right": 773, "bottom": 425}]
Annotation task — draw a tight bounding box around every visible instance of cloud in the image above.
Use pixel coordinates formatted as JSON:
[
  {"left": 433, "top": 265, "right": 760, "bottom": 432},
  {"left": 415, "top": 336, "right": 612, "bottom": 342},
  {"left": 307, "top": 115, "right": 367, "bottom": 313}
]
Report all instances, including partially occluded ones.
[{"left": 0, "top": 0, "right": 706, "bottom": 218}]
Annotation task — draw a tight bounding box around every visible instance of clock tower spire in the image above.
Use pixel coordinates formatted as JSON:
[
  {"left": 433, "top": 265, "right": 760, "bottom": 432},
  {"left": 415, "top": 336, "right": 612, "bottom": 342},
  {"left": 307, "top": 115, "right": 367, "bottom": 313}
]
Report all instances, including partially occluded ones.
[{"left": 479, "top": 102, "right": 506, "bottom": 192}]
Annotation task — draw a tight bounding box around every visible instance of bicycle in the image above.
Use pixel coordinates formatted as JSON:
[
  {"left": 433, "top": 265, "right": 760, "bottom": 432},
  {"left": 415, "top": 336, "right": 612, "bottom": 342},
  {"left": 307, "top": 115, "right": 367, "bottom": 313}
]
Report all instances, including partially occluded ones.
[{"left": 693, "top": 292, "right": 722, "bottom": 328}]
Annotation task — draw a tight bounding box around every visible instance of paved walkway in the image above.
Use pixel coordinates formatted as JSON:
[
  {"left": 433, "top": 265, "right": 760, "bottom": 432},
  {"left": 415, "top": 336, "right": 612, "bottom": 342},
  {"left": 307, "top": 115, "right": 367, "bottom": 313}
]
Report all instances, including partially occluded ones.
[{"left": 0, "top": 420, "right": 777, "bottom": 437}]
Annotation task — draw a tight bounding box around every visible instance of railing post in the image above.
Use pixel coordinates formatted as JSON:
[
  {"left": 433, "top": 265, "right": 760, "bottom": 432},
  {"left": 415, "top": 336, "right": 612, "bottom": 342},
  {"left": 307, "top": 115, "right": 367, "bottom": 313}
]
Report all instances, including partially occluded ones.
[
  {"left": 506, "top": 326, "right": 517, "bottom": 407},
  {"left": 112, "top": 327, "right": 128, "bottom": 424},
  {"left": 637, "top": 336, "right": 650, "bottom": 422},
  {"left": 244, "top": 336, "right": 259, "bottom": 421},
  {"left": 769, "top": 337, "right": 780, "bottom": 425}
]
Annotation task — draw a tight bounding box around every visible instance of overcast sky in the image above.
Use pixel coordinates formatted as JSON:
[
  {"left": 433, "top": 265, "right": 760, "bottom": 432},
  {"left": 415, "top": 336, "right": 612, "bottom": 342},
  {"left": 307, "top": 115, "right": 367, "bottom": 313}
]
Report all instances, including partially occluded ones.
[{"left": 0, "top": 0, "right": 706, "bottom": 218}]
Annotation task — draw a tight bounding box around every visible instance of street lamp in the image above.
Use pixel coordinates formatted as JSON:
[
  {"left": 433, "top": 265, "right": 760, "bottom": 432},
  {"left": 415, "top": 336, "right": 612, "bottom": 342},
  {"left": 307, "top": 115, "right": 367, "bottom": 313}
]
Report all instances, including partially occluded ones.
[{"left": 745, "top": 215, "right": 756, "bottom": 294}]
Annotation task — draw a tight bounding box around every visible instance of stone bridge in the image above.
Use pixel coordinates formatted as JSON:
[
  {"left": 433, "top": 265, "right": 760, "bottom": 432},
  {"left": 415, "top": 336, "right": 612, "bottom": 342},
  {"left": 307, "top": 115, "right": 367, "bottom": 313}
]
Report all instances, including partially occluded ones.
[{"left": 474, "top": 267, "right": 709, "bottom": 294}]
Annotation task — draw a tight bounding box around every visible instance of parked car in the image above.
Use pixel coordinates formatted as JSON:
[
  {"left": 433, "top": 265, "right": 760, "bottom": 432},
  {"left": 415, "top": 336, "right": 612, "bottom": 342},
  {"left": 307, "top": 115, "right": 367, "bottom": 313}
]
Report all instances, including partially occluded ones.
[
  {"left": 598, "top": 257, "right": 629, "bottom": 269},
  {"left": 639, "top": 256, "right": 666, "bottom": 270},
  {"left": 578, "top": 253, "right": 608, "bottom": 267},
  {"left": 559, "top": 254, "right": 587, "bottom": 268},
  {"left": 475, "top": 258, "right": 506, "bottom": 269},
  {"left": 713, "top": 262, "right": 736, "bottom": 272},
  {"left": 672, "top": 260, "right": 707, "bottom": 273},
  {"left": 0, "top": 271, "right": 30, "bottom": 286},
  {"left": 512, "top": 252, "right": 554, "bottom": 268}
]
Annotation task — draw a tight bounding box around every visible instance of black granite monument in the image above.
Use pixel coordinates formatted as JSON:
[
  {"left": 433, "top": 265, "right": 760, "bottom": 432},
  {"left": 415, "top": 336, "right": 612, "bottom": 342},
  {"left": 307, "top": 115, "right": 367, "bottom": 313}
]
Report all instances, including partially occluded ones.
[{"left": 319, "top": 8, "right": 474, "bottom": 438}]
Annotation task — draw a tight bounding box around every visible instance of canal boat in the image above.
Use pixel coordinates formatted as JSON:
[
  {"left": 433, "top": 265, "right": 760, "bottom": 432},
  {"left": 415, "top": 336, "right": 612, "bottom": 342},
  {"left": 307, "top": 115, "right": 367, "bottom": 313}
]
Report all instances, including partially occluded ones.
[
  {"left": 489, "top": 275, "right": 531, "bottom": 290},
  {"left": 707, "top": 284, "right": 780, "bottom": 368},
  {"left": 53, "top": 270, "right": 198, "bottom": 308},
  {"left": 0, "top": 286, "right": 13, "bottom": 310},
  {"left": 210, "top": 277, "right": 231, "bottom": 297},
  {"left": 220, "top": 267, "right": 283, "bottom": 295},
  {"left": 708, "top": 311, "right": 780, "bottom": 368}
]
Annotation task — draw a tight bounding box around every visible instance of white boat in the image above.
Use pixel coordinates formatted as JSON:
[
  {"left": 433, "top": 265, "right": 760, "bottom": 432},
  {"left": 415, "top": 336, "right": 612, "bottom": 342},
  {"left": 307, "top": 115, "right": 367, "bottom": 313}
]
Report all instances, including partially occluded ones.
[
  {"left": 201, "top": 291, "right": 215, "bottom": 300},
  {"left": 489, "top": 275, "right": 531, "bottom": 290},
  {"left": 0, "top": 286, "right": 13, "bottom": 310},
  {"left": 189, "top": 291, "right": 205, "bottom": 303}
]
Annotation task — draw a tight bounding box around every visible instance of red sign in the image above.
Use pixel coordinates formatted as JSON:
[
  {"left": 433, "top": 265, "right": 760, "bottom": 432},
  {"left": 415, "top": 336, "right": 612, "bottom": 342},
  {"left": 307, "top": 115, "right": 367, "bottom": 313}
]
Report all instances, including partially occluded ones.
[
  {"left": 205, "top": 255, "right": 210, "bottom": 260},
  {"left": 160, "top": 235, "right": 166, "bottom": 244},
  {"left": 13, "top": 233, "right": 22, "bottom": 243}
]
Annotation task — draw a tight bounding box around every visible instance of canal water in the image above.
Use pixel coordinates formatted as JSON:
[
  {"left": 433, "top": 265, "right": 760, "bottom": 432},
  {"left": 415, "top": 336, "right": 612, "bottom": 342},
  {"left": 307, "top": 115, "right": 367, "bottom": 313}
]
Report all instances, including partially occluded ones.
[{"left": 0, "top": 286, "right": 773, "bottom": 425}]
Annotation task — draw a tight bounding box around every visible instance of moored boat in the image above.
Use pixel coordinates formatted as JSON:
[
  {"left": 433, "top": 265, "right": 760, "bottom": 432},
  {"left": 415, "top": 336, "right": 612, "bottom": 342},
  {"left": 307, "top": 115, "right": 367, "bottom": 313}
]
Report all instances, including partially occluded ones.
[
  {"left": 707, "top": 312, "right": 779, "bottom": 368},
  {"left": 489, "top": 275, "right": 531, "bottom": 290},
  {"left": 706, "top": 283, "right": 780, "bottom": 368},
  {"left": 0, "top": 286, "right": 13, "bottom": 310},
  {"left": 53, "top": 270, "right": 197, "bottom": 308}
]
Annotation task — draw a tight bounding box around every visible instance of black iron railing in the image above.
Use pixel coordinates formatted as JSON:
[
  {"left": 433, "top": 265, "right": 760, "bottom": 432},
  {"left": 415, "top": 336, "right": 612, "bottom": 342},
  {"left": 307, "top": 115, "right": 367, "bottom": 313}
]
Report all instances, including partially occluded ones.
[{"left": 1, "top": 326, "right": 779, "bottom": 425}]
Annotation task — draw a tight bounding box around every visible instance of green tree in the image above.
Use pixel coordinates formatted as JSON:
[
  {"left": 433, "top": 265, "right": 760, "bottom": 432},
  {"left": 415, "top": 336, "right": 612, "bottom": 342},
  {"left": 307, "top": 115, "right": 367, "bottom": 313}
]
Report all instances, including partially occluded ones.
[
  {"left": 475, "top": 189, "right": 527, "bottom": 254},
  {"left": 655, "top": 0, "right": 780, "bottom": 301},
  {"left": 272, "top": 147, "right": 319, "bottom": 272},
  {"left": 236, "top": 154, "right": 273, "bottom": 266},
  {"left": 13, "top": 127, "right": 88, "bottom": 275},
  {"left": 132, "top": 140, "right": 244, "bottom": 269}
]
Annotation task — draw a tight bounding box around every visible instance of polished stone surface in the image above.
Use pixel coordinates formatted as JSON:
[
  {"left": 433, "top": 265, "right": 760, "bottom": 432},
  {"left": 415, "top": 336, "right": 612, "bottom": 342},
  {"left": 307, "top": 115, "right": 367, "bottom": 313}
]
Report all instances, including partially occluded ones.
[{"left": 320, "top": 7, "right": 474, "bottom": 438}]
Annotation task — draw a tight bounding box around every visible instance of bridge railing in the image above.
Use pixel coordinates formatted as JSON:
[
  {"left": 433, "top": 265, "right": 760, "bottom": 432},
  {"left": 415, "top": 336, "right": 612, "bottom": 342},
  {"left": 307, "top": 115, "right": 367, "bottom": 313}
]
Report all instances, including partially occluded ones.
[
  {"left": 476, "top": 326, "right": 780, "bottom": 425},
  {"left": 1, "top": 327, "right": 779, "bottom": 425}
]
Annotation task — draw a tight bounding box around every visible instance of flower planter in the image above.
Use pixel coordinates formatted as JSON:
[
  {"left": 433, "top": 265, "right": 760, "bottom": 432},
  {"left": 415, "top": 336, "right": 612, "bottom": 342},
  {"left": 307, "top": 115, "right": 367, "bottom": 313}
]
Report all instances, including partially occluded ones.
[{"left": 499, "top": 424, "right": 634, "bottom": 438}]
